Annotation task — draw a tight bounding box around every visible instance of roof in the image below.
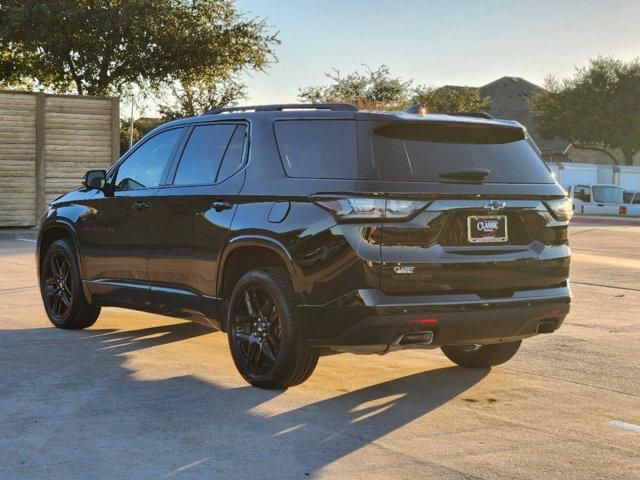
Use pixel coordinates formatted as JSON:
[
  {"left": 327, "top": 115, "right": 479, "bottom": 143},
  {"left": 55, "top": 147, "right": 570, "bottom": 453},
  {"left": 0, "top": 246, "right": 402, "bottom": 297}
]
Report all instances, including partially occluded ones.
[{"left": 154, "top": 103, "right": 525, "bottom": 133}]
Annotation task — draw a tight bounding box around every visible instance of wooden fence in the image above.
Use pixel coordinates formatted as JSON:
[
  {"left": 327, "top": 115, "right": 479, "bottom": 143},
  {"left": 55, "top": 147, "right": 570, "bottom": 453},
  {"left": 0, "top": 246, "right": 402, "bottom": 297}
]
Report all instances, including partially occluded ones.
[{"left": 0, "top": 91, "right": 119, "bottom": 227}]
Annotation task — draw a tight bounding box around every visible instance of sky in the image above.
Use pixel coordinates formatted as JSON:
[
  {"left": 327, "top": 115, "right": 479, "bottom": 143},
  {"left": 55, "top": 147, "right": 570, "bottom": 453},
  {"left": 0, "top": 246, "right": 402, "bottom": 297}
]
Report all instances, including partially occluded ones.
[{"left": 230, "top": 0, "right": 640, "bottom": 105}]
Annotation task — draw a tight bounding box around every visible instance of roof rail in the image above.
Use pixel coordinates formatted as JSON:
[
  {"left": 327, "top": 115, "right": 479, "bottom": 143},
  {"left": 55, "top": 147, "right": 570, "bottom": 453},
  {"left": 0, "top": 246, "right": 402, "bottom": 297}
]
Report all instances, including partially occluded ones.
[
  {"left": 445, "top": 111, "right": 494, "bottom": 119},
  {"left": 204, "top": 103, "right": 357, "bottom": 115}
]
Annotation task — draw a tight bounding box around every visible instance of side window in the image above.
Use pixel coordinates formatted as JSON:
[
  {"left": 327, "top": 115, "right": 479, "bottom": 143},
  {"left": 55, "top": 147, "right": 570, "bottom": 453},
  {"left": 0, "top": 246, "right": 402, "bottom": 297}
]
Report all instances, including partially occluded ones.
[
  {"left": 634, "top": 194, "right": 640, "bottom": 205},
  {"left": 115, "top": 128, "right": 183, "bottom": 190},
  {"left": 574, "top": 185, "right": 591, "bottom": 203},
  {"left": 274, "top": 120, "right": 357, "bottom": 179},
  {"left": 216, "top": 125, "right": 247, "bottom": 182},
  {"left": 623, "top": 191, "right": 635, "bottom": 203},
  {"left": 173, "top": 124, "right": 237, "bottom": 186}
]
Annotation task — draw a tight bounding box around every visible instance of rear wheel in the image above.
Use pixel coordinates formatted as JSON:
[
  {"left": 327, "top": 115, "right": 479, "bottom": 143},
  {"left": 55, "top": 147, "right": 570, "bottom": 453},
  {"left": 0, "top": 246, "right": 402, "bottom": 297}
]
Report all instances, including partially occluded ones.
[
  {"left": 441, "top": 341, "right": 522, "bottom": 368},
  {"left": 40, "top": 239, "right": 100, "bottom": 329},
  {"left": 227, "top": 268, "right": 319, "bottom": 389}
]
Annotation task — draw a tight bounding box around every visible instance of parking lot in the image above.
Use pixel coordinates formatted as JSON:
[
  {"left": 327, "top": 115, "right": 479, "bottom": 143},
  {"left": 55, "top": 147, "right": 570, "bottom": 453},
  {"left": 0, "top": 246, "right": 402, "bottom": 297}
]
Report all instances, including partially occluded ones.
[{"left": 0, "top": 223, "right": 638, "bottom": 480}]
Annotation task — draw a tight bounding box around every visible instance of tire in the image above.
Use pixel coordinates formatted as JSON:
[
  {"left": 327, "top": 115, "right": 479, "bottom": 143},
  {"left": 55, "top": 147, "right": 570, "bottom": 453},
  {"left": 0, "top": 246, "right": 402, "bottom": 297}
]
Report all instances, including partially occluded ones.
[
  {"left": 226, "top": 268, "right": 319, "bottom": 389},
  {"left": 40, "top": 239, "right": 100, "bottom": 329},
  {"left": 441, "top": 341, "right": 522, "bottom": 368}
]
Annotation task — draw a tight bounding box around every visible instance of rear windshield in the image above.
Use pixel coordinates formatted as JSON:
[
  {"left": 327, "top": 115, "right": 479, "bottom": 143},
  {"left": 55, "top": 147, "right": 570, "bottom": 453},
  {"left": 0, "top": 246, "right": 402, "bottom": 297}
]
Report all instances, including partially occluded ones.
[
  {"left": 274, "top": 120, "right": 357, "bottom": 179},
  {"left": 372, "top": 122, "right": 553, "bottom": 183}
]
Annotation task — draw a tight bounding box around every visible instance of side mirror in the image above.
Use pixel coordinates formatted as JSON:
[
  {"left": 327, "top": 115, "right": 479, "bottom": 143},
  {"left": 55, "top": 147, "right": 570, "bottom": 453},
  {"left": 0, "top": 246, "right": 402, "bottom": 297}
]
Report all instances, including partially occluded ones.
[{"left": 82, "top": 170, "right": 107, "bottom": 190}]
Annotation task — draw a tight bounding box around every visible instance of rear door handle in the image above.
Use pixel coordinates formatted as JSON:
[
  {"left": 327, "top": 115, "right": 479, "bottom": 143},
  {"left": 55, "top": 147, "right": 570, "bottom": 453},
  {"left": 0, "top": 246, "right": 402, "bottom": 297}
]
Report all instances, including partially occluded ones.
[
  {"left": 132, "top": 201, "right": 150, "bottom": 212},
  {"left": 212, "top": 200, "right": 233, "bottom": 212}
]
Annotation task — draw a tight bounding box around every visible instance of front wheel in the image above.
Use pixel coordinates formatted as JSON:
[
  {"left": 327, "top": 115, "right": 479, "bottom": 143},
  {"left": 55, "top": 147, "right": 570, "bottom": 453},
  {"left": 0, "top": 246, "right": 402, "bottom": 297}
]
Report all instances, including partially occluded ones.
[
  {"left": 226, "top": 268, "right": 319, "bottom": 389},
  {"left": 441, "top": 341, "right": 522, "bottom": 368},
  {"left": 40, "top": 239, "right": 100, "bottom": 329}
]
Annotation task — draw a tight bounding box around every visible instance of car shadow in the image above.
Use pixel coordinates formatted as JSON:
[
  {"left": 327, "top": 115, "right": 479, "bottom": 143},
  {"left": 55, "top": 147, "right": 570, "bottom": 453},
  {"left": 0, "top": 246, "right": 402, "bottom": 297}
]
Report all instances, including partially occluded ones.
[{"left": 0, "top": 322, "right": 488, "bottom": 479}]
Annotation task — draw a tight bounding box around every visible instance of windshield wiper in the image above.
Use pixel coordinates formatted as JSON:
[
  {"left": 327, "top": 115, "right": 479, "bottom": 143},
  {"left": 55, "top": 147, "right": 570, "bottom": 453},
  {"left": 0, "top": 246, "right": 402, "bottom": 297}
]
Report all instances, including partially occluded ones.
[{"left": 439, "top": 168, "right": 490, "bottom": 182}]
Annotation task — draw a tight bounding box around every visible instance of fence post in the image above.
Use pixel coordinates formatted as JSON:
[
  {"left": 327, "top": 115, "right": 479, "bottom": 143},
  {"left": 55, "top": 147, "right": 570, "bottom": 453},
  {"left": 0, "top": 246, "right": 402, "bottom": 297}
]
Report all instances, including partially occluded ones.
[
  {"left": 111, "top": 96, "right": 120, "bottom": 163},
  {"left": 35, "top": 92, "right": 46, "bottom": 224}
]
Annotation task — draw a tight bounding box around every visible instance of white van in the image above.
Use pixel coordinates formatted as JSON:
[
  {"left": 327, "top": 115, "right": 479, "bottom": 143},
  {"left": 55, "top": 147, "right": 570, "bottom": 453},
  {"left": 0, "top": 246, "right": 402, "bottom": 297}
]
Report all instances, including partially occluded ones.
[{"left": 568, "top": 184, "right": 626, "bottom": 215}]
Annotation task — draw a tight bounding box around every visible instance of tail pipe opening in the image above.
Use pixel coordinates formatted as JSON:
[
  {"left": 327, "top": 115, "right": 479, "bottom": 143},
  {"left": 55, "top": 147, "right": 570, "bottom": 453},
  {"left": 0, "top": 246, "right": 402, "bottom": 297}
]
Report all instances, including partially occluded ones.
[
  {"left": 537, "top": 320, "right": 557, "bottom": 334},
  {"left": 393, "top": 330, "right": 435, "bottom": 346}
]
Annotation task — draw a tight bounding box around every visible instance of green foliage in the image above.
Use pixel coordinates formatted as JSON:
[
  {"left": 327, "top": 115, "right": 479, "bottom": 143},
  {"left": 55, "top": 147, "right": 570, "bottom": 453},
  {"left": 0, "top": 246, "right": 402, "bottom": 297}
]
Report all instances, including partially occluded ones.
[
  {"left": 411, "top": 86, "right": 490, "bottom": 113},
  {"left": 299, "top": 65, "right": 490, "bottom": 114},
  {"left": 119, "top": 117, "right": 162, "bottom": 155},
  {"left": 158, "top": 75, "right": 247, "bottom": 120},
  {"left": 298, "top": 65, "right": 412, "bottom": 110},
  {"left": 0, "top": 0, "right": 279, "bottom": 96},
  {"left": 530, "top": 57, "right": 640, "bottom": 165}
]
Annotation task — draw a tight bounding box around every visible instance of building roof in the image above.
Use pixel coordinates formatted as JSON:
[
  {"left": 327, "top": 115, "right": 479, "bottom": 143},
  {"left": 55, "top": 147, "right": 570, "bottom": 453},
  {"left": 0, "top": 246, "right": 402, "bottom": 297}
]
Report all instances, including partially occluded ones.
[{"left": 479, "top": 76, "right": 570, "bottom": 155}]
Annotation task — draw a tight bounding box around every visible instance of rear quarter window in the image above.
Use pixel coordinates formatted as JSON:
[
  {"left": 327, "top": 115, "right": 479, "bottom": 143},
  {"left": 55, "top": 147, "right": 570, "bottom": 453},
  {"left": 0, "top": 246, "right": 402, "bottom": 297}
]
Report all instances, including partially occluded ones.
[
  {"left": 372, "top": 122, "right": 554, "bottom": 184},
  {"left": 274, "top": 120, "right": 357, "bottom": 179}
]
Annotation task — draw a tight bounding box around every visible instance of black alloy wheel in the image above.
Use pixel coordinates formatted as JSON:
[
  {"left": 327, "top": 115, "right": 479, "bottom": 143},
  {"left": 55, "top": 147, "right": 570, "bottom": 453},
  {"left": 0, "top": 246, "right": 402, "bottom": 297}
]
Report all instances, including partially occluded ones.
[
  {"left": 40, "top": 239, "right": 100, "bottom": 329},
  {"left": 43, "top": 251, "right": 74, "bottom": 321},
  {"left": 226, "top": 268, "right": 319, "bottom": 389},
  {"left": 231, "top": 284, "right": 282, "bottom": 375}
]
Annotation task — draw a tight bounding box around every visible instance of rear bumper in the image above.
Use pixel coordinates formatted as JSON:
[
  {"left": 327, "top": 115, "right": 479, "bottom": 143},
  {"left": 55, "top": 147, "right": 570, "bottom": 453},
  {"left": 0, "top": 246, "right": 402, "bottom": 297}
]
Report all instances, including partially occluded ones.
[{"left": 300, "top": 285, "right": 571, "bottom": 353}]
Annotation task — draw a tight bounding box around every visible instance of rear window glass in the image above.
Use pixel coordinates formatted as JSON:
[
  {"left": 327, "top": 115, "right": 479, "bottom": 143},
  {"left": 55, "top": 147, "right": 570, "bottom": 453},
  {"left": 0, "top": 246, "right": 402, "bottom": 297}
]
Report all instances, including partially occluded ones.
[
  {"left": 174, "top": 124, "right": 236, "bottom": 186},
  {"left": 274, "top": 120, "right": 357, "bottom": 179},
  {"left": 217, "top": 125, "right": 247, "bottom": 182},
  {"left": 372, "top": 122, "right": 553, "bottom": 183}
]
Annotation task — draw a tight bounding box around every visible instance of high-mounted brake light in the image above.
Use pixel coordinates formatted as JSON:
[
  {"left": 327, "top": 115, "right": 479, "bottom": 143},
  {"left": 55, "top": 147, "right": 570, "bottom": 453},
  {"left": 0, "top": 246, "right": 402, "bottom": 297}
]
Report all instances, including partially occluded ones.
[
  {"left": 545, "top": 198, "right": 573, "bottom": 222},
  {"left": 313, "top": 196, "right": 428, "bottom": 221}
]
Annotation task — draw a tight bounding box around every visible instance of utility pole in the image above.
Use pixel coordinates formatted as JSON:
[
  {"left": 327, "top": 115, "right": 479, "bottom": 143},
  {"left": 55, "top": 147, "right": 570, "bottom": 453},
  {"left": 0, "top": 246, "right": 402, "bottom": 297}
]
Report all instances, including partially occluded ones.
[{"left": 129, "top": 95, "right": 135, "bottom": 149}]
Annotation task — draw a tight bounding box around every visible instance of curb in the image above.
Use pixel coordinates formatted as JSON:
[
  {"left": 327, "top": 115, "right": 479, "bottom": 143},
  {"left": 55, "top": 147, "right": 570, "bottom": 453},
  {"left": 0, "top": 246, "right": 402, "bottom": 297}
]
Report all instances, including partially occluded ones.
[
  {"left": 0, "top": 228, "right": 38, "bottom": 241},
  {"left": 571, "top": 216, "right": 640, "bottom": 226}
]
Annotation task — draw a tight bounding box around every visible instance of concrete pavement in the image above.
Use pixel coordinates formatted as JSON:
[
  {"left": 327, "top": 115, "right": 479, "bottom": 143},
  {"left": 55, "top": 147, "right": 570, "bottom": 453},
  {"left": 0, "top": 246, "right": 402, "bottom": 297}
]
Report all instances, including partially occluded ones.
[{"left": 0, "top": 227, "right": 638, "bottom": 479}]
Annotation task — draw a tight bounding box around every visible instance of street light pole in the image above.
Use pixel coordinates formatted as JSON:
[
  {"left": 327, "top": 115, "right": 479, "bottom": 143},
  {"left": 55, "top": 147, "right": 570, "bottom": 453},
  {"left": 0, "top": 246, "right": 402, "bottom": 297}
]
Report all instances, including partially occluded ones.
[{"left": 129, "top": 95, "right": 135, "bottom": 149}]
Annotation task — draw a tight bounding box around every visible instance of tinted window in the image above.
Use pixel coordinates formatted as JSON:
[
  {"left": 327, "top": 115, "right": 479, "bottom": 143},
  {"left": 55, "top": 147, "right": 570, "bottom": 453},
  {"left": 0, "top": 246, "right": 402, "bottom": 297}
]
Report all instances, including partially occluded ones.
[
  {"left": 217, "top": 125, "right": 247, "bottom": 182},
  {"left": 115, "top": 128, "right": 183, "bottom": 190},
  {"left": 173, "top": 124, "right": 236, "bottom": 186},
  {"left": 274, "top": 120, "right": 357, "bottom": 179},
  {"left": 372, "top": 123, "right": 553, "bottom": 183}
]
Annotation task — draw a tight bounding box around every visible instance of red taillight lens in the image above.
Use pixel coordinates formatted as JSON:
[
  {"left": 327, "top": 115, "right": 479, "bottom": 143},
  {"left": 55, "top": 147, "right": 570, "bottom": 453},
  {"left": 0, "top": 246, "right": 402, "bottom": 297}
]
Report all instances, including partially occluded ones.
[
  {"left": 313, "top": 196, "right": 428, "bottom": 221},
  {"left": 620, "top": 205, "right": 627, "bottom": 215}
]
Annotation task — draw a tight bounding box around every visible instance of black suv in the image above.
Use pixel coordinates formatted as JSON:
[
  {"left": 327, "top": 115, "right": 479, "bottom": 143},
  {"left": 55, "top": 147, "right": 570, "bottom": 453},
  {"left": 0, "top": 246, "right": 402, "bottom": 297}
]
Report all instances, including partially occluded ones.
[{"left": 37, "top": 103, "right": 572, "bottom": 389}]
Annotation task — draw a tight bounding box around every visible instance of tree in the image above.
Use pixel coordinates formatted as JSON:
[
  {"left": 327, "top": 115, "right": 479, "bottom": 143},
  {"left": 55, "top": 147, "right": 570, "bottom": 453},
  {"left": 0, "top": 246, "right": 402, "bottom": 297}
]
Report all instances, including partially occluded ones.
[
  {"left": 411, "top": 86, "right": 490, "bottom": 113},
  {"left": 530, "top": 57, "right": 640, "bottom": 166},
  {"left": 298, "top": 65, "right": 412, "bottom": 110},
  {"left": 119, "top": 117, "right": 163, "bottom": 154},
  {"left": 158, "top": 75, "right": 247, "bottom": 120},
  {"left": 298, "top": 65, "right": 490, "bottom": 114},
  {"left": 0, "top": 0, "right": 279, "bottom": 96}
]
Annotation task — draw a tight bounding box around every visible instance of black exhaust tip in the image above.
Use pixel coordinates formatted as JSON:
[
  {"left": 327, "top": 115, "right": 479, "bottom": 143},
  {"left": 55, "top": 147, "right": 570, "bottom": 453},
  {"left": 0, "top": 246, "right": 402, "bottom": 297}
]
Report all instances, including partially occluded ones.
[
  {"left": 398, "top": 330, "right": 434, "bottom": 345},
  {"left": 537, "top": 321, "right": 556, "bottom": 334}
]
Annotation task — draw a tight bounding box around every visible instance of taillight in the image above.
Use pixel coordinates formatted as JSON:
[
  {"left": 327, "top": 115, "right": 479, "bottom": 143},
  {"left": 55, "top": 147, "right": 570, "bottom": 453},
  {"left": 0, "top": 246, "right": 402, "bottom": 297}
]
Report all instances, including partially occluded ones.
[
  {"left": 312, "top": 196, "right": 428, "bottom": 221},
  {"left": 313, "top": 197, "right": 386, "bottom": 219},
  {"left": 386, "top": 199, "right": 429, "bottom": 219},
  {"left": 620, "top": 205, "right": 627, "bottom": 215},
  {"left": 545, "top": 198, "right": 573, "bottom": 221}
]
